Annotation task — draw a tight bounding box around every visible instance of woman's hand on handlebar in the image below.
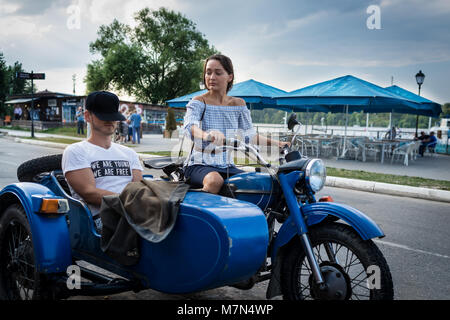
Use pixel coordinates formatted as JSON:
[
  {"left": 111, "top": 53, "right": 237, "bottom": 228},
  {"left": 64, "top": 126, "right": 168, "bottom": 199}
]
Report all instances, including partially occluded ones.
[
  {"left": 279, "top": 141, "right": 291, "bottom": 149},
  {"left": 204, "top": 130, "right": 226, "bottom": 145}
]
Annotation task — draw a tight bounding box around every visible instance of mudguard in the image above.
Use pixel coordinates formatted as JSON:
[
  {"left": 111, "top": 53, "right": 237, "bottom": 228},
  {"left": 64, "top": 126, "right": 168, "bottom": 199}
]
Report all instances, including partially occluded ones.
[
  {"left": 0, "top": 183, "right": 72, "bottom": 274},
  {"left": 271, "top": 201, "right": 385, "bottom": 263},
  {"left": 266, "top": 201, "right": 385, "bottom": 299}
]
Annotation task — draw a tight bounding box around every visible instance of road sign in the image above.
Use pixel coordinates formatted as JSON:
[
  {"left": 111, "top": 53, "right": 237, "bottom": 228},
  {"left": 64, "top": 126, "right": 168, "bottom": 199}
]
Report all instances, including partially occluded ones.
[
  {"left": 15, "top": 71, "right": 46, "bottom": 138},
  {"left": 16, "top": 72, "right": 46, "bottom": 80},
  {"left": 16, "top": 72, "right": 30, "bottom": 79},
  {"left": 32, "top": 73, "right": 45, "bottom": 79}
]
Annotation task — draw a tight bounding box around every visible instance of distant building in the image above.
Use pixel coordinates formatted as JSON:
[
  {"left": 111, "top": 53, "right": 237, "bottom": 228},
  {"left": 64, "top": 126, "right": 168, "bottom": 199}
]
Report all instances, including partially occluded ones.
[{"left": 5, "top": 90, "right": 185, "bottom": 133}]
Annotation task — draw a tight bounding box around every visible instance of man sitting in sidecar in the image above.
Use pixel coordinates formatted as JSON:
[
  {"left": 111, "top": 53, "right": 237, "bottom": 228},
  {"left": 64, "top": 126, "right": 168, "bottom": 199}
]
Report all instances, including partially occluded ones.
[{"left": 62, "top": 91, "right": 143, "bottom": 230}]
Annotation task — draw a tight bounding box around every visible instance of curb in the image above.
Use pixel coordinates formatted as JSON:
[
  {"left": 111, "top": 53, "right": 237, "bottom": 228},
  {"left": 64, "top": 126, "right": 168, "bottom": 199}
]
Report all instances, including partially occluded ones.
[{"left": 7, "top": 135, "right": 450, "bottom": 203}]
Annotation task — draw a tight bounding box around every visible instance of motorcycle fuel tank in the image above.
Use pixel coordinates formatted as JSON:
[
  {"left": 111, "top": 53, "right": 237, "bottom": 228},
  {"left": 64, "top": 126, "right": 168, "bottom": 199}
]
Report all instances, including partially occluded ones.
[{"left": 225, "top": 172, "right": 278, "bottom": 210}]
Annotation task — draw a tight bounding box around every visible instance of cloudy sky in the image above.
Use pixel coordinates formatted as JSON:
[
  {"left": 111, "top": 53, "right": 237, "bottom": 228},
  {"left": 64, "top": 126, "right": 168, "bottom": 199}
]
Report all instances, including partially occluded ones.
[{"left": 1, "top": 0, "right": 449, "bottom": 104}]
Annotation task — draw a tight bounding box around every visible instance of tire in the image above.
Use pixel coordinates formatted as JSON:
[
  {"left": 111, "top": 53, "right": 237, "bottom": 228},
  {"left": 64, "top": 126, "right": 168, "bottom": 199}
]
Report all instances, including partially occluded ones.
[
  {"left": 281, "top": 222, "right": 394, "bottom": 300},
  {"left": 0, "top": 204, "right": 53, "bottom": 300},
  {"left": 17, "top": 154, "right": 63, "bottom": 182}
]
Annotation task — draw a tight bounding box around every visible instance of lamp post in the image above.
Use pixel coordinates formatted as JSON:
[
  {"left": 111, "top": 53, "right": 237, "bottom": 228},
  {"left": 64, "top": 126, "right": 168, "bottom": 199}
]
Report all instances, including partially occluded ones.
[{"left": 415, "top": 70, "right": 425, "bottom": 136}]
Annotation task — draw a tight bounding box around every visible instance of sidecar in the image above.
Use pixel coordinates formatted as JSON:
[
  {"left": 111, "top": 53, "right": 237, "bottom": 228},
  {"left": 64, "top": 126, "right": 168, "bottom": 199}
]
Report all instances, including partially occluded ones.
[{"left": 0, "top": 169, "right": 269, "bottom": 299}]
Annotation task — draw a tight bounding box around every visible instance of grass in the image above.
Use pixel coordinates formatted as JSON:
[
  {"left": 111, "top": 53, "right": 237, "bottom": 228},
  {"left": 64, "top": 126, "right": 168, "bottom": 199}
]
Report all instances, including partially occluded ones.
[
  {"left": 327, "top": 167, "right": 450, "bottom": 191},
  {"left": 22, "top": 136, "right": 81, "bottom": 145},
  {"left": 142, "top": 151, "right": 173, "bottom": 157},
  {"left": 42, "top": 126, "right": 79, "bottom": 137},
  {"left": 1, "top": 125, "right": 83, "bottom": 137}
]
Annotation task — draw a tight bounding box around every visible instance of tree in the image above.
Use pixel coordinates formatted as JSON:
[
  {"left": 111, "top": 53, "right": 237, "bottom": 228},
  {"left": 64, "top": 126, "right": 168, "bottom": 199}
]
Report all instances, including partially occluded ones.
[
  {"left": 86, "top": 7, "right": 217, "bottom": 104},
  {"left": 7, "top": 61, "right": 27, "bottom": 95},
  {"left": 165, "top": 107, "right": 177, "bottom": 137},
  {"left": 0, "top": 53, "right": 35, "bottom": 118},
  {"left": 0, "top": 53, "right": 9, "bottom": 117}
]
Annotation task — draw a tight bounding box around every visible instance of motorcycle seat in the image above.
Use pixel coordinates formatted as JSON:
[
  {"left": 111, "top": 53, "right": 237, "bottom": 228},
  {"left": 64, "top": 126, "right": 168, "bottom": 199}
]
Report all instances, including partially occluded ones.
[{"left": 143, "top": 157, "right": 185, "bottom": 170}]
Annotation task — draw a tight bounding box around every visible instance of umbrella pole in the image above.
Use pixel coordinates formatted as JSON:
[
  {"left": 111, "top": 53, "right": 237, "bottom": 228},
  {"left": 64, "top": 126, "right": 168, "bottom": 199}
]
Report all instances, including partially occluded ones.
[
  {"left": 415, "top": 115, "right": 419, "bottom": 137},
  {"left": 340, "top": 105, "right": 349, "bottom": 158},
  {"left": 366, "top": 113, "right": 369, "bottom": 136}
]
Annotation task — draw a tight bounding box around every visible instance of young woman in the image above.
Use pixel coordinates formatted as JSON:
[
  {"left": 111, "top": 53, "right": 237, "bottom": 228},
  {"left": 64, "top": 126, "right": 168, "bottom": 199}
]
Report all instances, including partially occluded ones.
[{"left": 183, "top": 54, "right": 289, "bottom": 194}]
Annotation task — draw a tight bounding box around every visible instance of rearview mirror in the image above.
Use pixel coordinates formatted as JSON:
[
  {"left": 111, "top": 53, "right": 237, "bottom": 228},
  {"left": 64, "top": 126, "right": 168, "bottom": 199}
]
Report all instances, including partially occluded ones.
[{"left": 287, "top": 113, "right": 300, "bottom": 131}]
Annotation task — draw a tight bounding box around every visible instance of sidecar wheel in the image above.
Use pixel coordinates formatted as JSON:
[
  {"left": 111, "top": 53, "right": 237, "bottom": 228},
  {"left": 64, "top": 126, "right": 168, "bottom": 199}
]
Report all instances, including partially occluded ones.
[
  {"left": 281, "top": 222, "right": 394, "bottom": 300},
  {"left": 0, "top": 204, "right": 54, "bottom": 300}
]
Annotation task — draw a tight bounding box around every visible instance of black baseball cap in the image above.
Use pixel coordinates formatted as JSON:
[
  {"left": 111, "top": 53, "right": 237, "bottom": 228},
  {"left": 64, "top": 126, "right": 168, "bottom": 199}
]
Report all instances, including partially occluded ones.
[{"left": 85, "top": 91, "right": 125, "bottom": 121}]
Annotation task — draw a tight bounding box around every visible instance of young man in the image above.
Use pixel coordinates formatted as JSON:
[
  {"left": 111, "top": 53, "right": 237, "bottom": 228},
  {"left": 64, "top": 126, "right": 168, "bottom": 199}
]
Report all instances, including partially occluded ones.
[
  {"left": 62, "top": 91, "right": 143, "bottom": 227},
  {"left": 129, "top": 109, "right": 142, "bottom": 144},
  {"left": 76, "top": 106, "right": 85, "bottom": 135}
]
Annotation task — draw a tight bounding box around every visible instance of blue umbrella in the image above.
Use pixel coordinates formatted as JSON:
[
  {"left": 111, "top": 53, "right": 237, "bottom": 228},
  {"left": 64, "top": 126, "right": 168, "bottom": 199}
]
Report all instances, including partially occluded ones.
[
  {"left": 384, "top": 85, "right": 442, "bottom": 117},
  {"left": 385, "top": 85, "right": 442, "bottom": 136},
  {"left": 166, "top": 79, "right": 290, "bottom": 110},
  {"left": 274, "top": 75, "right": 422, "bottom": 157},
  {"left": 274, "top": 75, "right": 420, "bottom": 114}
]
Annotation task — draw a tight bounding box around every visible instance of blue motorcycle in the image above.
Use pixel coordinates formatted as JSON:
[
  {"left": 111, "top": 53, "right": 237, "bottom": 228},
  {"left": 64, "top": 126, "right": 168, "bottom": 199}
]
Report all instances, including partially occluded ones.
[{"left": 0, "top": 114, "right": 393, "bottom": 300}]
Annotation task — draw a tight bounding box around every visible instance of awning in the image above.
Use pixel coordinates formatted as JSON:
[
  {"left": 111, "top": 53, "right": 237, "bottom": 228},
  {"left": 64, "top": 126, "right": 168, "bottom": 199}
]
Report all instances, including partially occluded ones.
[{"left": 4, "top": 98, "right": 39, "bottom": 104}]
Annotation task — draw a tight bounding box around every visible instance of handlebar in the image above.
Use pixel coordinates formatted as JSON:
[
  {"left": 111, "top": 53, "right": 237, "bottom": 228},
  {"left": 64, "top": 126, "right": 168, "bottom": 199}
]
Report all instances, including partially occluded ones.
[{"left": 205, "top": 137, "right": 272, "bottom": 168}]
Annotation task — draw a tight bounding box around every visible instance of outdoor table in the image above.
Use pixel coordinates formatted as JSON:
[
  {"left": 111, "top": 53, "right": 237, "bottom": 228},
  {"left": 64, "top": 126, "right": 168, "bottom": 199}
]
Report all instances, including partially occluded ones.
[
  {"left": 302, "top": 136, "right": 340, "bottom": 157},
  {"left": 359, "top": 140, "right": 400, "bottom": 163}
]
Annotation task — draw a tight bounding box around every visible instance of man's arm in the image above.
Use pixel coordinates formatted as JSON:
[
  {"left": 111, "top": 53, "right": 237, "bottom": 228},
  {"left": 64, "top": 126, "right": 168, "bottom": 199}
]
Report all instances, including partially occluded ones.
[
  {"left": 65, "top": 168, "right": 116, "bottom": 207},
  {"left": 132, "top": 169, "right": 143, "bottom": 182}
]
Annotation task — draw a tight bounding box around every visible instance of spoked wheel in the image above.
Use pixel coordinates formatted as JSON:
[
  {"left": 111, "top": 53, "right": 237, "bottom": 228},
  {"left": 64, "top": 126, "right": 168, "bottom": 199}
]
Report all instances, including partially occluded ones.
[
  {"left": 281, "top": 222, "right": 394, "bottom": 300},
  {"left": 0, "top": 204, "right": 49, "bottom": 300}
]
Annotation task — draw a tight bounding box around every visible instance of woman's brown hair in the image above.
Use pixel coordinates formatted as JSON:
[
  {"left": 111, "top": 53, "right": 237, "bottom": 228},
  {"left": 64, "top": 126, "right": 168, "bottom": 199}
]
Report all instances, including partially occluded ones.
[{"left": 203, "top": 54, "right": 234, "bottom": 93}]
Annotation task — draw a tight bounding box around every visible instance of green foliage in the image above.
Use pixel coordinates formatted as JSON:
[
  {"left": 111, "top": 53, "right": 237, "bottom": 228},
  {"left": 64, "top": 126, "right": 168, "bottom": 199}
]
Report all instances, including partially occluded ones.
[
  {"left": 442, "top": 103, "right": 450, "bottom": 118},
  {"left": 86, "top": 7, "right": 217, "bottom": 104},
  {"left": 0, "top": 53, "right": 31, "bottom": 117},
  {"left": 165, "top": 107, "right": 177, "bottom": 131},
  {"left": 0, "top": 53, "right": 8, "bottom": 117}
]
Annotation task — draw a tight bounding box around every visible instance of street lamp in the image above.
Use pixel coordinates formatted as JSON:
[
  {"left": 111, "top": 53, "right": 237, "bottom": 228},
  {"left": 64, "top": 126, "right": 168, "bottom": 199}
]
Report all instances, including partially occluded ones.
[
  {"left": 415, "top": 70, "right": 425, "bottom": 95},
  {"left": 414, "top": 70, "right": 425, "bottom": 136}
]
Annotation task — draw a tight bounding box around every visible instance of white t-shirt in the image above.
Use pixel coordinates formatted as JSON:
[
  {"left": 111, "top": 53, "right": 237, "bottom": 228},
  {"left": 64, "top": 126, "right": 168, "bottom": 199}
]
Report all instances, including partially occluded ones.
[{"left": 62, "top": 140, "right": 143, "bottom": 215}]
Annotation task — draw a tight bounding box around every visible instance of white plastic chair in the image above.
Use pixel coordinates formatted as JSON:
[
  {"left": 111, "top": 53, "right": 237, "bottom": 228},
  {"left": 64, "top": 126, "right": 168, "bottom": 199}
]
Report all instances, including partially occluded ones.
[
  {"left": 411, "top": 141, "right": 421, "bottom": 160},
  {"left": 304, "top": 139, "right": 319, "bottom": 157},
  {"left": 391, "top": 142, "right": 414, "bottom": 166},
  {"left": 320, "top": 139, "right": 340, "bottom": 158}
]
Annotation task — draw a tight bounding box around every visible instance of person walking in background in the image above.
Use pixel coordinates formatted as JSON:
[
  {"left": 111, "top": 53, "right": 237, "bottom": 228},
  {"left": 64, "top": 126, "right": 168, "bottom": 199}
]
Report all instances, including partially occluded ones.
[
  {"left": 76, "top": 106, "right": 85, "bottom": 135},
  {"left": 126, "top": 112, "right": 133, "bottom": 142},
  {"left": 129, "top": 109, "right": 142, "bottom": 144},
  {"left": 119, "top": 107, "right": 128, "bottom": 144},
  {"left": 14, "top": 106, "right": 22, "bottom": 120},
  {"left": 384, "top": 126, "right": 396, "bottom": 140}
]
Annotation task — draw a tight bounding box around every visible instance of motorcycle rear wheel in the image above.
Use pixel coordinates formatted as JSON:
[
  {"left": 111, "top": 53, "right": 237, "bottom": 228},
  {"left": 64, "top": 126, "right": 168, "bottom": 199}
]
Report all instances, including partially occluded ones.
[{"left": 281, "top": 222, "right": 394, "bottom": 300}]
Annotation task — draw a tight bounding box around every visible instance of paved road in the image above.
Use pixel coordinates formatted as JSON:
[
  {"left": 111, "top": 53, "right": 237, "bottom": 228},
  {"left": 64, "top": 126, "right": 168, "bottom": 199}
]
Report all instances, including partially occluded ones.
[{"left": 0, "top": 137, "right": 449, "bottom": 300}]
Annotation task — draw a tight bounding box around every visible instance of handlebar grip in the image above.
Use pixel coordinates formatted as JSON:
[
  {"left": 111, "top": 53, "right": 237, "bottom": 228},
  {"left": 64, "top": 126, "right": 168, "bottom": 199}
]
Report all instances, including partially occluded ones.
[{"left": 224, "top": 138, "right": 240, "bottom": 147}]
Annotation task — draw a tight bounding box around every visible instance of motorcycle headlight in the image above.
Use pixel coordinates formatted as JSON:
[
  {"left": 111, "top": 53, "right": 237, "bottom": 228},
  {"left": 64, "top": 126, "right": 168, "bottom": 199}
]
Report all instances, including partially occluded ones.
[{"left": 305, "top": 159, "right": 326, "bottom": 192}]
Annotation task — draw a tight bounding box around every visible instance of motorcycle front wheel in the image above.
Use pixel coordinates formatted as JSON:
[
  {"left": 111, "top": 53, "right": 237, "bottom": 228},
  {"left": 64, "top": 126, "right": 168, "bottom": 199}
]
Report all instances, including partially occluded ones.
[{"left": 281, "top": 222, "right": 394, "bottom": 300}]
